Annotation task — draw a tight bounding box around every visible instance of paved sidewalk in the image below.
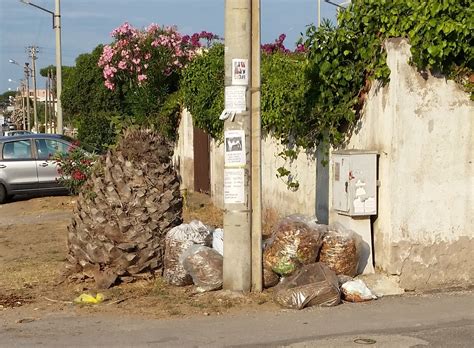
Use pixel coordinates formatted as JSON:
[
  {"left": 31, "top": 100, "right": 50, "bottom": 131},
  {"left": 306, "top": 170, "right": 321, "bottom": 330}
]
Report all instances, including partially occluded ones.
[{"left": 1, "top": 291, "right": 473, "bottom": 347}]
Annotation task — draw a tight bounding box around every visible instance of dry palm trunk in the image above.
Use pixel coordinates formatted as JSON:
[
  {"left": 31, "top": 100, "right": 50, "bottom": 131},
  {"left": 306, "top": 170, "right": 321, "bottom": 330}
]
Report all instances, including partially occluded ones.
[{"left": 65, "top": 129, "right": 182, "bottom": 288}]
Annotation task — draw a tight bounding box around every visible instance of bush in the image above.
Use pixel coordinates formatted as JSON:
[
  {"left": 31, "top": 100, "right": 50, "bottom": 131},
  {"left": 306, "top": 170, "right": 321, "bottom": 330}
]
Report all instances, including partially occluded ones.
[
  {"left": 77, "top": 111, "right": 117, "bottom": 153},
  {"left": 53, "top": 143, "right": 97, "bottom": 195}
]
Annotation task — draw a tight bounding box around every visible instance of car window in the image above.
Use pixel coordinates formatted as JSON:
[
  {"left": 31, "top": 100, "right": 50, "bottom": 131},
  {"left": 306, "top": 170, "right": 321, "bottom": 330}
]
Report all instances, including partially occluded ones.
[
  {"left": 2, "top": 140, "right": 32, "bottom": 160},
  {"left": 35, "top": 139, "right": 70, "bottom": 160}
]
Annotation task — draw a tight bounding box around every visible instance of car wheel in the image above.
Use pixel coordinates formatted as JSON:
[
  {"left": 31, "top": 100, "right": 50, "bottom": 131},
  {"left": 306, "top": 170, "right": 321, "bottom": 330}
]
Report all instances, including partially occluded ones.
[{"left": 0, "top": 184, "right": 6, "bottom": 204}]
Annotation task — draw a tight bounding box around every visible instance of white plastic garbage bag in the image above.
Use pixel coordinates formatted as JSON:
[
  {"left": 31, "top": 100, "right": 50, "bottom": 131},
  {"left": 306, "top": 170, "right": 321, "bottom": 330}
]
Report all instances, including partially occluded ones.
[
  {"left": 341, "top": 279, "right": 377, "bottom": 302},
  {"left": 212, "top": 228, "right": 224, "bottom": 256}
]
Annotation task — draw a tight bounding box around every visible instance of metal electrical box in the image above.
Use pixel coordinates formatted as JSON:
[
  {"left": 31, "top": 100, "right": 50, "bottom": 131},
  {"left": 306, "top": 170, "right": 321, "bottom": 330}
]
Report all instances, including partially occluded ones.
[{"left": 332, "top": 150, "right": 378, "bottom": 216}]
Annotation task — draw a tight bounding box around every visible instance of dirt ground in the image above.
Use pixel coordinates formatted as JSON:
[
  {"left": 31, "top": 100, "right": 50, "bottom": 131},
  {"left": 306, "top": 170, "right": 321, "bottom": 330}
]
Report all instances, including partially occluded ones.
[{"left": 0, "top": 193, "right": 277, "bottom": 319}]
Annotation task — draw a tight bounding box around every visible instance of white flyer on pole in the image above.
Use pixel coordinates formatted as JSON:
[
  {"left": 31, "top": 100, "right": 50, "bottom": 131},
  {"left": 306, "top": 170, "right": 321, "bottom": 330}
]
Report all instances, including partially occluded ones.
[
  {"left": 224, "top": 129, "right": 246, "bottom": 165},
  {"left": 232, "top": 58, "right": 249, "bottom": 85},
  {"left": 224, "top": 168, "right": 245, "bottom": 204},
  {"left": 224, "top": 85, "right": 246, "bottom": 112}
]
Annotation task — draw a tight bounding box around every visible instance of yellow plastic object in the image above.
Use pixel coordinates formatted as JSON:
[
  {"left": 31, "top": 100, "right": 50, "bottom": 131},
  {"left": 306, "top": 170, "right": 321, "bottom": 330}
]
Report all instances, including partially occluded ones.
[{"left": 73, "top": 293, "right": 104, "bottom": 305}]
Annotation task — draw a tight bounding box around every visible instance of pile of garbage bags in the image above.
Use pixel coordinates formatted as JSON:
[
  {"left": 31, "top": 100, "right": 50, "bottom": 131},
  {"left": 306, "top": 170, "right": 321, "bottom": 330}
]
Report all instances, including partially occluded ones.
[
  {"left": 263, "top": 215, "right": 376, "bottom": 309},
  {"left": 162, "top": 216, "right": 376, "bottom": 308},
  {"left": 163, "top": 220, "right": 224, "bottom": 292}
]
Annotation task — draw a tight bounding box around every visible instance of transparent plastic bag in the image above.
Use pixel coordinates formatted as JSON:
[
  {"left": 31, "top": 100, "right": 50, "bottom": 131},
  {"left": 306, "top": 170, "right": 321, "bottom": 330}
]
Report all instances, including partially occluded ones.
[
  {"left": 263, "top": 266, "right": 280, "bottom": 288},
  {"left": 263, "top": 215, "right": 327, "bottom": 276},
  {"left": 273, "top": 262, "right": 340, "bottom": 309},
  {"left": 319, "top": 222, "right": 362, "bottom": 277},
  {"left": 163, "top": 221, "right": 212, "bottom": 286},
  {"left": 180, "top": 245, "right": 223, "bottom": 292}
]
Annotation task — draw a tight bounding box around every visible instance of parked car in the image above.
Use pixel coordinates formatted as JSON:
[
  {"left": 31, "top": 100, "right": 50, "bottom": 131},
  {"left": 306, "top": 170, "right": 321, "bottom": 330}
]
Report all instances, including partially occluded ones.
[
  {"left": 0, "top": 134, "right": 79, "bottom": 203},
  {"left": 2, "top": 130, "right": 34, "bottom": 137}
]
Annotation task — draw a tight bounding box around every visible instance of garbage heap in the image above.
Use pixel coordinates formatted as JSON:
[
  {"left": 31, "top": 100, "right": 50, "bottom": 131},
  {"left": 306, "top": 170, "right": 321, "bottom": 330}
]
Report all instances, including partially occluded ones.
[{"left": 163, "top": 215, "right": 377, "bottom": 309}]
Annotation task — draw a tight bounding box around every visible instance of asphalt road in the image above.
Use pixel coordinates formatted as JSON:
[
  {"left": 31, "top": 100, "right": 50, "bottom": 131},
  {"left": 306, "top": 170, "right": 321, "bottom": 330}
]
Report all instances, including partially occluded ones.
[{"left": 1, "top": 291, "right": 473, "bottom": 347}]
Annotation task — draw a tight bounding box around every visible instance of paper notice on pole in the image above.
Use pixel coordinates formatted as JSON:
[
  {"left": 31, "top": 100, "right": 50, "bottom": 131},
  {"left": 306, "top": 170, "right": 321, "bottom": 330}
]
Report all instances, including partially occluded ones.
[
  {"left": 224, "top": 86, "right": 246, "bottom": 112},
  {"left": 224, "top": 130, "right": 245, "bottom": 165},
  {"left": 224, "top": 168, "right": 245, "bottom": 204},
  {"left": 232, "top": 58, "right": 249, "bottom": 85}
]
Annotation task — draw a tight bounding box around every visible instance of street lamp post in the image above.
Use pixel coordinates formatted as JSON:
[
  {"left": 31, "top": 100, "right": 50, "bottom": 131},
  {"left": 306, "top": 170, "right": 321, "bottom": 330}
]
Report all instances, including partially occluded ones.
[
  {"left": 20, "top": 0, "right": 63, "bottom": 134},
  {"left": 9, "top": 59, "right": 32, "bottom": 131},
  {"left": 7, "top": 78, "right": 27, "bottom": 129},
  {"left": 24, "top": 64, "right": 31, "bottom": 131}
]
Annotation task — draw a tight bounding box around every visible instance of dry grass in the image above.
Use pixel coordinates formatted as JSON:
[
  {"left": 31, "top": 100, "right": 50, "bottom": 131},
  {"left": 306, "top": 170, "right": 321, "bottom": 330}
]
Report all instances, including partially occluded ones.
[
  {"left": 183, "top": 191, "right": 223, "bottom": 228},
  {"left": 0, "top": 194, "right": 282, "bottom": 318}
]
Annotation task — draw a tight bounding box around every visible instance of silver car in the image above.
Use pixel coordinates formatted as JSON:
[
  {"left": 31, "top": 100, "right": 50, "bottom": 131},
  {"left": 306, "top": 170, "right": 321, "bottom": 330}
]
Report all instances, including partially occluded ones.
[
  {"left": 2, "top": 130, "right": 34, "bottom": 137},
  {"left": 0, "top": 134, "right": 75, "bottom": 203}
]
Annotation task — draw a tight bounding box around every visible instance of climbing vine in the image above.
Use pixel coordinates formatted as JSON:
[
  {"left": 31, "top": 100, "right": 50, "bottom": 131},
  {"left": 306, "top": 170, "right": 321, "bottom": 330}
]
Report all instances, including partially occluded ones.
[
  {"left": 181, "top": 44, "right": 225, "bottom": 139},
  {"left": 181, "top": 0, "right": 472, "bottom": 189}
]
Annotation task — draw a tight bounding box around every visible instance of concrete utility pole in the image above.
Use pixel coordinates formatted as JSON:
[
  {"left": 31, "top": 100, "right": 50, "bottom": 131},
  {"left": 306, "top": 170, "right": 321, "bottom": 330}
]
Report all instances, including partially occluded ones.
[
  {"left": 45, "top": 70, "right": 49, "bottom": 133},
  {"left": 24, "top": 63, "right": 31, "bottom": 131},
  {"left": 20, "top": 0, "right": 63, "bottom": 134},
  {"left": 21, "top": 80, "right": 26, "bottom": 130},
  {"left": 55, "top": 0, "right": 63, "bottom": 134},
  {"left": 223, "top": 0, "right": 252, "bottom": 292},
  {"left": 318, "top": 0, "right": 321, "bottom": 27},
  {"left": 251, "top": 0, "right": 262, "bottom": 292},
  {"left": 27, "top": 45, "right": 39, "bottom": 132}
]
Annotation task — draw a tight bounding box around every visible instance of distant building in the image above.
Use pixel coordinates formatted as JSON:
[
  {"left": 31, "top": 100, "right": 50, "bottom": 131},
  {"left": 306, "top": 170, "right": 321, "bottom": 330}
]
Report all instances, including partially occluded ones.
[{"left": 20, "top": 89, "right": 54, "bottom": 103}]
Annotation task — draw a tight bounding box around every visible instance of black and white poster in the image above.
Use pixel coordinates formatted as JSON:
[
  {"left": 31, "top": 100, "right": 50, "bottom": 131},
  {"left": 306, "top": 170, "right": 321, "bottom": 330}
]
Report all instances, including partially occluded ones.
[
  {"left": 232, "top": 58, "right": 249, "bottom": 85},
  {"left": 224, "top": 130, "right": 246, "bottom": 165}
]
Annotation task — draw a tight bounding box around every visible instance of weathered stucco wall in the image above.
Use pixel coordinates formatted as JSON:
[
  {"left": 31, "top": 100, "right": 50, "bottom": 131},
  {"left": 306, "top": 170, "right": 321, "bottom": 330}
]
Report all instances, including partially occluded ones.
[
  {"left": 342, "top": 38, "right": 473, "bottom": 290},
  {"left": 173, "top": 109, "right": 195, "bottom": 191},
  {"left": 210, "top": 136, "right": 318, "bottom": 217}
]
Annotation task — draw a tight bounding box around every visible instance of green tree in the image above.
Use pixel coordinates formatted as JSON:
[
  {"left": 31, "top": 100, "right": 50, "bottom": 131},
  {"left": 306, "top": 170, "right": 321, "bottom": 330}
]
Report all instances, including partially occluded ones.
[
  {"left": 0, "top": 91, "right": 16, "bottom": 110},
  {"left": 61, "top": 45, "right": 123, "bottom": 118}
]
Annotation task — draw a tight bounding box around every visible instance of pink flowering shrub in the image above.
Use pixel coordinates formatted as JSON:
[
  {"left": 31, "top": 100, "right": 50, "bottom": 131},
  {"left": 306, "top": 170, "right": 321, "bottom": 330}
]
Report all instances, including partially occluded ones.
[
  {"left": 261, "top": 34, "right": 307, "bottom": 55},
  {"left": 98, "top": 22, "right": 219, "bottom": 91}
]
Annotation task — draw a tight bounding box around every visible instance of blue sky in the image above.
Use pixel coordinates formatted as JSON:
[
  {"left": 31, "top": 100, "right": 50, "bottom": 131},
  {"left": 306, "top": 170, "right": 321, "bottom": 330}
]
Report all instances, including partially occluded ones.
[{"left": 0, "top": 0, "right": 338, "bottom": 93}]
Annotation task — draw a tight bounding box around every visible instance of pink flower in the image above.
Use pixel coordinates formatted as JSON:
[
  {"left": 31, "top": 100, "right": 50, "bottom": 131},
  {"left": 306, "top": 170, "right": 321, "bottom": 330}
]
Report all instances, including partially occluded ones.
[
  {"left": 98, "top": 45, "right": 114, "bottom": 66},
  {"left": 105, "top": 80, "right": 115, "bottom": 90},
  {"left": 138, "top": 74, "right": 147, "bottom": 82},
  {"left": 118, "top": 61, "right": 127, "bottom": 69},
  {"left": 146, "top": 23, "right": 160, "bottom": 33}
]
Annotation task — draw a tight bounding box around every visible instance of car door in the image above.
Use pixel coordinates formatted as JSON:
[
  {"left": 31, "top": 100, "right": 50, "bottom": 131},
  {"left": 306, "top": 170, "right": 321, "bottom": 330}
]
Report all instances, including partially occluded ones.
[
  {"left": 34, "top": 138, "right": 70, "bottom": 189},
  {"left": 0, "top": 139, "right": 38, "bottom": 193}
]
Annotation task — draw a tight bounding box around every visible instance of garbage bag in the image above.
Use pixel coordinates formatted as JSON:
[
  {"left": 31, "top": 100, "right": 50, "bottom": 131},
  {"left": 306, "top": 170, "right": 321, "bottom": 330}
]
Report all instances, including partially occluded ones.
[
  {"left": 341, "top": 279, "right": 377, "bottom": 302},
  {"left": 212, "top": 228, "right": 224, "bottom": 256},
  {"left": 180, "top": 245, "right": 223, "bottom": 292},
  {"left": 273, "top": 263, "right": 340, "bottom": 309},
  {"left": 163, "top": 220, "right": 212, "bottom": 286},
  {"left": 263, "top": 266, "right": 280, "bottom": 288},
  {"left": 263, "top": 215, "right": 326, "bottom": 276},
  {"left": 319, "top": 222, "right": 362, "bottom": 277}
]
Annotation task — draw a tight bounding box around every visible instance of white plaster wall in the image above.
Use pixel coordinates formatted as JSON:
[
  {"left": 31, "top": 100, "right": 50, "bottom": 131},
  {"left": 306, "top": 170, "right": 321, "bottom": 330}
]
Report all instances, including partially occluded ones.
[
  {"left": 260, "top": 137, "right": 317, "bottom": 217},
  {"left": 341, "top": 38, "right": 474, "bottom": 289},
  {"left": 210, "top": 135, "right": 318, "bottom": 217},
  {"left": 210, "top": 139, "right": 224, "bottom": 208},
  {"left": 173, "top": 109, "right": 195, "bottom": 191}
]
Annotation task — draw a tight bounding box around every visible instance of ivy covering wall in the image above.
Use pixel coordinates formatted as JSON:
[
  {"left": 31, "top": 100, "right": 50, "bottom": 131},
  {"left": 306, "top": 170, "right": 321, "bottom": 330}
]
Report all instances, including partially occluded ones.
[{"left": 182, "top": 0, "right": 473, "bottom": 151}]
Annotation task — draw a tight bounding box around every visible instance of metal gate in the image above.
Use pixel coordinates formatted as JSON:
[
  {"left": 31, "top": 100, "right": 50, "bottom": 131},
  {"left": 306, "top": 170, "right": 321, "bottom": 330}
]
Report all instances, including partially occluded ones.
[{"left": 193, "top": 126, "right": 210, "bottom": 193}]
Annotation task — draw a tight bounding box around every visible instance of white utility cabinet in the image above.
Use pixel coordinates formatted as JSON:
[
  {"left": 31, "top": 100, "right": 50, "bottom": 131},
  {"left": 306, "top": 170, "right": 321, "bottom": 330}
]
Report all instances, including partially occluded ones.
[{"left": 332, "top": 150, "right": 378, "bottom": 216}]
